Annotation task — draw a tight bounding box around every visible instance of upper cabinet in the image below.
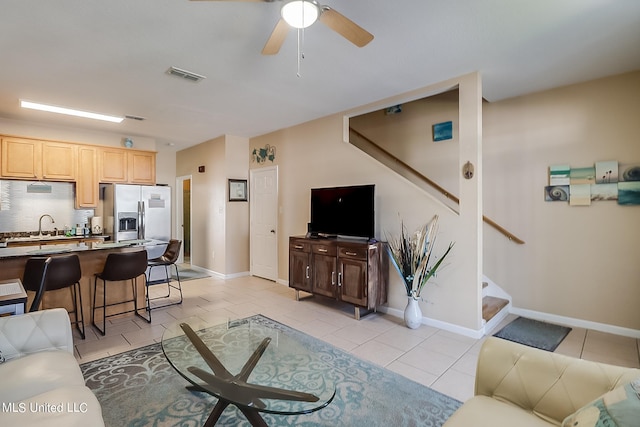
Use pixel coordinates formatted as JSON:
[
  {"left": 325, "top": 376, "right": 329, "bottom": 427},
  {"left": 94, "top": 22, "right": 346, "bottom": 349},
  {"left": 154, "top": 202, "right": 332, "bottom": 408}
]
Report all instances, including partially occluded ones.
[
  {"left": 1, "top": 137, "right": 42, "bottom": 179},
  {"left": 42, "top": 141, "right": 76, "bottom": 181},
  {"left": 0, "top": 134, "right": 156, "bottom": 208},
  {"left": 76, "top": 146, "right": 98, "bottom": 208},
  {"left": 128, "top": 150, "right": 155, "bottom": 184},
  {"left": 98, "top": 148, "right": 128, "bottom": 183},
  {"left": 98, "top": 148, "right": 156, "bottom": 184},
  {"left": 1, "top": 137, "right": 76, "bottom": 181}
]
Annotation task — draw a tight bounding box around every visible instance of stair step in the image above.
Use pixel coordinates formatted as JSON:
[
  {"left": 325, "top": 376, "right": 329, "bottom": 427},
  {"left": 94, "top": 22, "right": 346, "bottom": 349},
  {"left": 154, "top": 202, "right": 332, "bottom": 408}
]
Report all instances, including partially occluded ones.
[{"left": 482, "top": 296, "right": 509, "bottom": 322}]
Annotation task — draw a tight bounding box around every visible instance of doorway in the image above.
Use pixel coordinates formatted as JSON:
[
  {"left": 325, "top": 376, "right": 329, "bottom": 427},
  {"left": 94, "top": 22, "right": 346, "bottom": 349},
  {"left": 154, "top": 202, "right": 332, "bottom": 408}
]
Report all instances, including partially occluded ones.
[
  {"left": 176, "top": 175, "right": 192, "bottom": 265},
  {"left": 250, "top": 166, "right": 278, "bottom": 281}
]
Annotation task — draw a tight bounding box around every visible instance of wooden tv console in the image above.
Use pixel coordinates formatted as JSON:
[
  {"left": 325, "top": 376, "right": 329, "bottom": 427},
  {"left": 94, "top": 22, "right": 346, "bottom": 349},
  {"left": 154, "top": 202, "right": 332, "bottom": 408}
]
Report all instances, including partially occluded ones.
[{"left": 288, "top": 236, "right": 388, "bottom": 319}]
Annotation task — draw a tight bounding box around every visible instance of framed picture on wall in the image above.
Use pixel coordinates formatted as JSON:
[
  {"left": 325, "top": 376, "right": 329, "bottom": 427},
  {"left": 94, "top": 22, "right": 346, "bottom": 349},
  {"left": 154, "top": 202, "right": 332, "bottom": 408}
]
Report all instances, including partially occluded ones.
[{"left": 228, "top": 179, "right": 248, "bottom": 202}]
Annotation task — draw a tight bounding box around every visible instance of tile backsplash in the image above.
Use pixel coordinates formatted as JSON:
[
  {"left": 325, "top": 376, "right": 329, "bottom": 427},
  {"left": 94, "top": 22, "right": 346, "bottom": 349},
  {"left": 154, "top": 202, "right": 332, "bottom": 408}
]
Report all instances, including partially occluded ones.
[{"left": 0, "top": 180, "right": 94, "bottom": 234}]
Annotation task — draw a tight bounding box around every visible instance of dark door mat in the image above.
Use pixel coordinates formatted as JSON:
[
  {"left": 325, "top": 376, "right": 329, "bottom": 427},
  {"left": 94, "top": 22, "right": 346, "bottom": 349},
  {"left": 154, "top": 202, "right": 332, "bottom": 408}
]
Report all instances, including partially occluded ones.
[{"left": 493, "top": 317, "right": 572, "bottom": 352}]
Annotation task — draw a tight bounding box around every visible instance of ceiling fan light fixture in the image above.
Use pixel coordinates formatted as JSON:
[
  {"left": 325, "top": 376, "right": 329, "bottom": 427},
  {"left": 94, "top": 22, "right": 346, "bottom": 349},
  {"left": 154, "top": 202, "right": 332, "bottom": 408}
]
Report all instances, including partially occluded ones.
[{"left": 281, "top": 0, "right": 319, "bottom": 29}]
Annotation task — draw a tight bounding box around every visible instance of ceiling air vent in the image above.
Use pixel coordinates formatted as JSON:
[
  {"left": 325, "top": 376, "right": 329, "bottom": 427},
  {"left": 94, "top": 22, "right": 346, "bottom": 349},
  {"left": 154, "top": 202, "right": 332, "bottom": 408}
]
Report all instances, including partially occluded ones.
[
  {"left": 125, "top": 115, "right": 145, "bottom": 121},
  {"left": 166, "top": 66, "right": 206, "bottom": 82}
]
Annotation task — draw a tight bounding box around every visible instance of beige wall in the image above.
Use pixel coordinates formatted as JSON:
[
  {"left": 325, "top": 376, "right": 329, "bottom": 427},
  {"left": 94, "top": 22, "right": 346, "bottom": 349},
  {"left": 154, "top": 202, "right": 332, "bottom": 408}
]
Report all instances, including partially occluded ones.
[
  {"left": 483, "top": 71, "right": 640, "bottom": 330},
  {"left": 176, "top": 134, "right": 249, "bottom": 276},
  {"left": 250, "top": 73, "right": 484, "bottom": 331},
  {"left": 250, "top": 71, "right": 640, "bottom": 332},
  {"left": 225, "top": 135, "right": 250, "bottom": 274}
]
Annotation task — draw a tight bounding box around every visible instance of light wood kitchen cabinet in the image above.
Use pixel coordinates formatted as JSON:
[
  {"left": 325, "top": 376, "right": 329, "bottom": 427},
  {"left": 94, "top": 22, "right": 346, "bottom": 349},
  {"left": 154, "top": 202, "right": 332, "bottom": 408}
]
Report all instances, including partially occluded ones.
[
  {"left": 1, "top": 137, "right": 76, "bottom": 181},
  {"left": 42, "top": 141, "right": 76, "bottom": 181},
  {"left": 76, "top": 146, "right": 98, "bottom": 208},
  {"left": 128, "top": 150, "right": 155, "bottom": 184},
  {"left": 98, "top": 148, "right": 156, "bottom": 184},
  {"left": 289, "top": 236, "right": 388, "bottom": 319},
  {"left": 1, "top": 137, "right": 41, "bottom": 179},
  {"left": 98, "top": 148, "right": 128, "bottom": 183},
  {"left": 0, "top": 135, "right": 157, "bottom": 206}
]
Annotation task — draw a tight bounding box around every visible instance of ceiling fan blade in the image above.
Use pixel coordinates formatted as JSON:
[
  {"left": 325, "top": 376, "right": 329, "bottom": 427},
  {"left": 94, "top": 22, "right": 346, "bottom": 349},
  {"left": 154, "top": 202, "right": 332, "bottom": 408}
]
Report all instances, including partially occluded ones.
[
  {"left": 262, "top": 18, "right": 290, "bottom": 55},
  {"left": 319, "top": 7, "right": 373, "bottom": 48}
]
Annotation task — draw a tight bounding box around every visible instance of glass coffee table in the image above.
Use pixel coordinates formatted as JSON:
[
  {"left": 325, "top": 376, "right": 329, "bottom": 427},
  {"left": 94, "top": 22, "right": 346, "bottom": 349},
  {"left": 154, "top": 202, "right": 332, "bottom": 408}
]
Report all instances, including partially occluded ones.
[{"left": 162, "top": 316, "right": 336, "bottom": 427}]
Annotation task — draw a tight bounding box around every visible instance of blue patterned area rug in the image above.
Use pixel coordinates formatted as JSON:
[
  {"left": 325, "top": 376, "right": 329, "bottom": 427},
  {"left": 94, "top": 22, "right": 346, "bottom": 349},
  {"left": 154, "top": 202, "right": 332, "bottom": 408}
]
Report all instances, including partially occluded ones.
[
  {"left": 493, "top": 317, "right": 572, "bottom": 352},
  {"left": 81, "top": 315, "right": 461, "bottom": 427}
]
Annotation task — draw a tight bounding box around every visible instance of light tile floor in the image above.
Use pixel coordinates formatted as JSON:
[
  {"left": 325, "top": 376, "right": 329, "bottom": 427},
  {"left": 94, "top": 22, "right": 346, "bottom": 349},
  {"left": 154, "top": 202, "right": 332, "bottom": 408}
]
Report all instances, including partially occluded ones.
[{"left": 73, "top": 273, "right": 640, "bottom": 403}]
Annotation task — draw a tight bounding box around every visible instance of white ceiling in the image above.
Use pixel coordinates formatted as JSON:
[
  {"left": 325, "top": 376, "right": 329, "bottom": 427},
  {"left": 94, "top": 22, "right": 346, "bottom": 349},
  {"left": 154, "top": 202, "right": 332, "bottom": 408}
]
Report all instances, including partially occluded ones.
[{"left": 1, "top": 0, "right": 639, "bottom": 151}]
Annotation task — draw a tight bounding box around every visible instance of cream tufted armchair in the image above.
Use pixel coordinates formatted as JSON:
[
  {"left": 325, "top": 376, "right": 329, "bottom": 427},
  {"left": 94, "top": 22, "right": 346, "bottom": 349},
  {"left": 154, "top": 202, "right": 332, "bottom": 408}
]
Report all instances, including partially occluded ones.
[
  {"left": 0, "top": 308, "right": 104, "bottom": 426},
  {"left": 444, "top": 336, "right": 640, "bottom": 427}
]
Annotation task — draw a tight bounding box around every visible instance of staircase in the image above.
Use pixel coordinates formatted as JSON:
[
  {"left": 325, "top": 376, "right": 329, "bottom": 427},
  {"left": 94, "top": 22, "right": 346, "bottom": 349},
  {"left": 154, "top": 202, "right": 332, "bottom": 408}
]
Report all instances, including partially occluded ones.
[
  {"left": 482, "top": 280, "right": 511, "bottom": 334},
  {"left": 347, "top": 126, "right": 517, "bottom": 336},
  {"left": 483, "top": 296, "right": 509, "bottom": 322}
]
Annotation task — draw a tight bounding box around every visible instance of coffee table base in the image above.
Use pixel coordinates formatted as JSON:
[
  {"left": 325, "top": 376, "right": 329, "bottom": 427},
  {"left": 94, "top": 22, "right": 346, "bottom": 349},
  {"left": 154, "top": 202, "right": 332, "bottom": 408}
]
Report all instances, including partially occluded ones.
[
  {"left": 199, "top": 394, "right": 268, "bottom": 427},
  {"left": 180, "top": 323, "right": 321, "bottom": 427}
]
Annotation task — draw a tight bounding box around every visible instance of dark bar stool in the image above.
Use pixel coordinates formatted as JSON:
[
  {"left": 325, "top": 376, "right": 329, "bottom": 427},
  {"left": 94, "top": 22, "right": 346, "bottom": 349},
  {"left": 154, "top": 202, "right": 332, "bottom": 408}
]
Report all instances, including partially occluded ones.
[
  {"left": 44, "top": 254, "right": 86, "bottom": 339},
  {"left": 146, "top": 239, "right": 183, "bottom": 319},
  {"left": 22, "top": 256, "right": 52, "bottom": 313},
  {"left": 92, "top": 250, "right": 151, "bottom": 335},
  {"left": 22, "top": 255, "right": 84, "bottom": 338}
]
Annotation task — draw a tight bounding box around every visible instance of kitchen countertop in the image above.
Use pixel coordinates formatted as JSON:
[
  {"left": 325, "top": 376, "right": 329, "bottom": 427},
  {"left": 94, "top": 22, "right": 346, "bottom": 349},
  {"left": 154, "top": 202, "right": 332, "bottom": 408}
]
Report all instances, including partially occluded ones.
[
  {"left": 0, "top": 234, "right": 109, "bottom": 248},
  {"left": 0, "top": 239, "right": 167, "bottom": 259}
]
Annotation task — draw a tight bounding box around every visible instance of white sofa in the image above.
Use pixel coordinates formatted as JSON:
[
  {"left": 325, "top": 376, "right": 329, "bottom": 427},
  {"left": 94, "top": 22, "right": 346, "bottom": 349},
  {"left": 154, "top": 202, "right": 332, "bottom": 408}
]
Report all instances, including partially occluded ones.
[
  {"left": 444, "top": 337, "right": 640, "bottom": 427},
  {"left": 0, "top": 308, "right": 104, "bottom": 426}
]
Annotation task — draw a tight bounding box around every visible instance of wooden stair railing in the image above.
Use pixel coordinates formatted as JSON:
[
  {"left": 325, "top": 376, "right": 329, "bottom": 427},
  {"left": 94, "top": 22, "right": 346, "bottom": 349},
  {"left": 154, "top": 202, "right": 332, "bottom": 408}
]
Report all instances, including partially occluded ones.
[{"left": 349, "top": 127, "right": 525, "bottom": 244}]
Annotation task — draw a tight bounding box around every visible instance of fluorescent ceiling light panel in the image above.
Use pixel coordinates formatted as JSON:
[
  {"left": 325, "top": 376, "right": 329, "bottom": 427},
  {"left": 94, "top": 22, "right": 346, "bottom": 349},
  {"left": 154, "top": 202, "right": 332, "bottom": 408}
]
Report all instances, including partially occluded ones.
[{"left": 20, "top": 100, "right": 124, "bottom": 123}]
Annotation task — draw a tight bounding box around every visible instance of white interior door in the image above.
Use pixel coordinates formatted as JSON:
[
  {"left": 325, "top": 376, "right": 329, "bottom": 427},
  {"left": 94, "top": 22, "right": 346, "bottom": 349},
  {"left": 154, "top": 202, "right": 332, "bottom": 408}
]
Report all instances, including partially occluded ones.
[{"left": 250, "top": 166, "right": 278, "bottom": 281}]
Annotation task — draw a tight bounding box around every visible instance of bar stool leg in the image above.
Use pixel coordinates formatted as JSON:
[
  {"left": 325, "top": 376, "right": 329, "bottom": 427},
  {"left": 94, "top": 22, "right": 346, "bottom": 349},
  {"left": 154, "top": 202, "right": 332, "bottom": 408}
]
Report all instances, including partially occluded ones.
[
  {"left": 70, "top": 282, "right": 85, "bottom": 339},
  {"left": 134, "top": 276, "right": 151, "bottom": 324},
  {"left": 92, "top": 276, "right": 106, "bottom": 336}
]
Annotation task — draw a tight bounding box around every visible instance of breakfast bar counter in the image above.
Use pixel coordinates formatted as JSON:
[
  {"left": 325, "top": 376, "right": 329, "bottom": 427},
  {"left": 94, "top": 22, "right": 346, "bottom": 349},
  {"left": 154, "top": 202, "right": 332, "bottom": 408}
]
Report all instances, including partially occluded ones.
[{"left": 0, "top": 240, "right": 163, "bottom": 333}]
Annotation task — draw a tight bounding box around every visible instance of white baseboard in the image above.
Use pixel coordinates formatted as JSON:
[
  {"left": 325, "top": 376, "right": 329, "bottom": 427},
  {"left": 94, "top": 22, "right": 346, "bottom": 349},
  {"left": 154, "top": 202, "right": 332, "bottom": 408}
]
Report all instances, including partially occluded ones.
[
  {"left": 225, "top": 271, "right": 250, "bottom": 279},
  {"left": 377, "top": 306, "right": 486, "bottom": 339},
  {"left": 187, "top": 265, "right": 249, "bottom": 280},
  {"left": 511, "top": 306, "right": 640, "bottom": 339},
  {"left": 267, "top": 280, "right": 640, "bottom": 340}
]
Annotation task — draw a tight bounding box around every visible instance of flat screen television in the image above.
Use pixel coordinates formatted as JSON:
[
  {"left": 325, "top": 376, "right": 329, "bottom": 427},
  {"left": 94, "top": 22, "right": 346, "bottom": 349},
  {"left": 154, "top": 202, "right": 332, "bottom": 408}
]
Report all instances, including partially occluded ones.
[{"left": 310, "top": 184, "right": 375, "bottom": 239}]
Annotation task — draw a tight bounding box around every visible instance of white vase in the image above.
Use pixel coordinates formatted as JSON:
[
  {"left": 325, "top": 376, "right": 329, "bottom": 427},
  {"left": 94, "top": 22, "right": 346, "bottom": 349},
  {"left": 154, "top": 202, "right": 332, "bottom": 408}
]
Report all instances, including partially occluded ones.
[{"left": 404, "top": 296, "right": 422, "bottom": 329}]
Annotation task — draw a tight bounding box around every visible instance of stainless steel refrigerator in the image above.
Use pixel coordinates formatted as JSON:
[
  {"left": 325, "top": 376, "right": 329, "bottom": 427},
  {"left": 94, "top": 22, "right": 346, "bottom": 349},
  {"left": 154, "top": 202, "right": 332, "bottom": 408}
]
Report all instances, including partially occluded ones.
[{"left": 102, "top": 184, "right": 171, "bottom": 243}]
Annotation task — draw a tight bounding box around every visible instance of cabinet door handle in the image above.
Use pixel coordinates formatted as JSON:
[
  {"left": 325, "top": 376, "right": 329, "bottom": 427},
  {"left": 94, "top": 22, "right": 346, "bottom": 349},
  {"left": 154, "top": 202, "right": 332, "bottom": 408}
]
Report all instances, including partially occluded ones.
[
  {"left": 337, "top": 272, "right": 342, "bottom": 287},
  {"left": 345, "top": 251, "right": 357, "bottom": 256},
  {"left": 332, "top": 271, "right": 335, "bottom": 286},
  {"left": 305, "top": 265, "right": 310, "bottom": 279},
  {"left": 294, "top": 245, "right": 304, "bottom": 249},
  {"left": 318, "top": 248, "right": 328, "bottom": 253}
]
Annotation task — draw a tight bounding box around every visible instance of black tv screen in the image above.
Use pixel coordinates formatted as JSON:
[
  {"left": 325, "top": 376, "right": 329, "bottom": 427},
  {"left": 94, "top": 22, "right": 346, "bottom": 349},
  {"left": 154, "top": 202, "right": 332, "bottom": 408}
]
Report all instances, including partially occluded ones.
[{"left": 310, "top": 184, "right": 375, "bottom": 239}]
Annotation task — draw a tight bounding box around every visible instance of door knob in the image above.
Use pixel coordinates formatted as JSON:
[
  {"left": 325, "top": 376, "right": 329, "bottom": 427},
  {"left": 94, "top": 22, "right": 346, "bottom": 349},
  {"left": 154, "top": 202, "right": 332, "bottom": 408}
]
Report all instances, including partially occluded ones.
[{"left": 270, "top": 229, "right": 276, "bottom": 233}]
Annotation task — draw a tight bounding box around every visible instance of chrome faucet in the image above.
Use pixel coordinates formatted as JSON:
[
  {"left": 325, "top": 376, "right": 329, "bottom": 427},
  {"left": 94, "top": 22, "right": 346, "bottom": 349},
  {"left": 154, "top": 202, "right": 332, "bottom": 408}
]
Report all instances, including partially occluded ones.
[{"left": 38, "top": 214, "right": 55, "bottom": 236}]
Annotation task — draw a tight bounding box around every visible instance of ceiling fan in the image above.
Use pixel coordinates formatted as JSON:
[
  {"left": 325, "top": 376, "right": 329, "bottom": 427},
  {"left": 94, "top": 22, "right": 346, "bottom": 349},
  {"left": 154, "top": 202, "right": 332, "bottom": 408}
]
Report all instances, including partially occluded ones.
[{"left": 191, "top": 0, "right": 374, "bottom": 55}]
